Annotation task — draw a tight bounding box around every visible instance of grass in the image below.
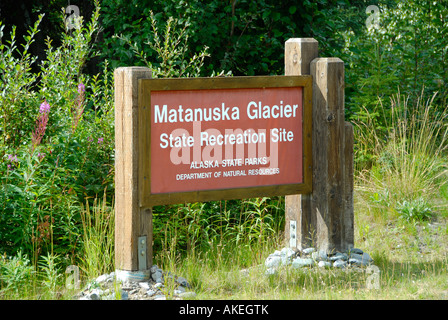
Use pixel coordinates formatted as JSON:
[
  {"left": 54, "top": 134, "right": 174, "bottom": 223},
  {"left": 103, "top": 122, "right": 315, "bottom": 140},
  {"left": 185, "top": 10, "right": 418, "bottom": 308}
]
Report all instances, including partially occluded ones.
[
  {"left": 153, "top": 211, "right": 448, "bottom": 300},
  {"left": 355, "top": 91, "right": 448, "bottom": 221},
  {"left": 1, "top": 191, "right": 447, "bottom": 300},
  {"left": 0, "top": 193, "right": 115, "bottom": 300}
]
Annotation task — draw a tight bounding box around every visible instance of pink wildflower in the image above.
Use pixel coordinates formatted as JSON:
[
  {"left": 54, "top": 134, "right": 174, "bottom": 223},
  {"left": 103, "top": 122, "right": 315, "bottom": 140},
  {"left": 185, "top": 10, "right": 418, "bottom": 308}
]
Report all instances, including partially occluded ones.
[
  {"left": 72, "top": 82, "right": 85, "bottom": 132},
  {"left": 39, "top": 100, "right": 50, "bottom": 114},
  {"left": 7, "top": 154, "right": 18, "bottom": 162},
  {"left": 6, "top": 154, "right": 18, "bottom": 170},
  {"left": 78, "top": 82, "right": 85, "bottom": 94},
  {"left": 32, "top": 100, "right": 51, "bottom": 149}
]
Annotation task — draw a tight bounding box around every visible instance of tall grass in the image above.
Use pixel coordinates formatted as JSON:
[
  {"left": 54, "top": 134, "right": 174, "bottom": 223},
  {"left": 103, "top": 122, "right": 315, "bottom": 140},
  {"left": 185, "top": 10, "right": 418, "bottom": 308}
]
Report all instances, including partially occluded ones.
[
  {"left": 355, "top": 91, "right": 448, "bottom": 221},
  {"left": 79, "top": 193, "right": 115, "bottom": 280}
]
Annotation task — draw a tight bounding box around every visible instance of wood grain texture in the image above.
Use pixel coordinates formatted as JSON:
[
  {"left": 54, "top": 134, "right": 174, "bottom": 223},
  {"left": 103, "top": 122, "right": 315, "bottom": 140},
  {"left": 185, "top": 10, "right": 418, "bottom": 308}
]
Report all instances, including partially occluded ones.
[
  {"left": 115, "top": 67, "right": 152, "bottom": 271},
  {"left": 311, "top": 58, "right": 345, "bottom": 252},
  {"left": 284, "top": 38, "right": 318, "bottom": 250},
  {"left": 285, "top": 38, "right": 354, "bottom": 253},
  {"left": 343, "top": 121, "right": 354, "bottom": 250}
]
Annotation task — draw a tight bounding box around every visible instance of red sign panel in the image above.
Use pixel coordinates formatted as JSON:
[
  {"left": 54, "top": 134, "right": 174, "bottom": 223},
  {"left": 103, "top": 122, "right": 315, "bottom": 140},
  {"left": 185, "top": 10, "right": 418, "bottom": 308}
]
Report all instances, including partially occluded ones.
[{"left": 149, "top": 86, "right": 303, "bottom": 194}]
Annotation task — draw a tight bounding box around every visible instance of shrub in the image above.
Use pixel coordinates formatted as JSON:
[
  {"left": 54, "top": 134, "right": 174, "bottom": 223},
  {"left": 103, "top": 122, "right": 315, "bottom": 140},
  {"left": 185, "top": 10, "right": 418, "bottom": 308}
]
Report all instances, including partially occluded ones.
[{"left": 0, "top": 1, "right": 115, "bottom": 264}]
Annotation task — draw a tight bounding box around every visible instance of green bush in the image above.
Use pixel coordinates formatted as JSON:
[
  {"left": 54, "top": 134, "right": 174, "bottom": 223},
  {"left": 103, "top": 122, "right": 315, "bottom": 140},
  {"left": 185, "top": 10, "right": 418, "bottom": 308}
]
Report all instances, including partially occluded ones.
[
  {"left": 0, "top": 2, "right": 114, "bottom": 264},
  {"left": 97, "top": 0, "right": 362, "bottom": 76},
  {"left": 341, "top": 1, "right": 448, "bottom": 167}
]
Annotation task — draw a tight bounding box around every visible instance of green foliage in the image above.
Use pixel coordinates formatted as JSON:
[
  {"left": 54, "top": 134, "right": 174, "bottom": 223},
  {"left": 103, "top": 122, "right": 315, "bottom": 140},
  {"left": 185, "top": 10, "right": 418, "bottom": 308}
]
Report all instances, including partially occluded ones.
[
  {"left": 0, "top": 1, "right": 114, "bottom": 263},
  {"left": 152, "top": 197, "right": 284, "bottom": 259},
  {"left": 0, "top": 14, "right": 43, "bottom": 147},
  {"left": 0, "top": 251, "right": 35, "bottom": 295},
  {"left": 1, "top": 0, "right": 448, "bottom": 299},
  {"left": 38, "top": 253, "right": 62, "bottom": 295},
  {"left": 397, "top": 198, "right": 433, "bottom": 222},
  {"left": 356, "top": 91, "right": 448, "bottom": 222},
  {"left": 98, "top": 0, "right": 358, "bottom": 76},
  {"left": 342, "top": 1, "right": 448, "bottom": 167},
  {"left": 79, "top": 192, "right": 115, "bottom": 279},
  {"left": 116, "top": 10, "right": 212, "bottom": 78}
]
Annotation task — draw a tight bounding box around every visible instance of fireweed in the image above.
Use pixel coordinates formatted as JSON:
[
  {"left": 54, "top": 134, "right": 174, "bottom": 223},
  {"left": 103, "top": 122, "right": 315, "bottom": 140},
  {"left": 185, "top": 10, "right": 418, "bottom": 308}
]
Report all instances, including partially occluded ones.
[
  {"left": 72, "top": 82, "right": 86, "bottom": 132},
  {"left": 31, "top": 100, "right": 51, "bottom": 151},
  {"left": 6, "top": 154, "right": 18, "bottom": 171}
]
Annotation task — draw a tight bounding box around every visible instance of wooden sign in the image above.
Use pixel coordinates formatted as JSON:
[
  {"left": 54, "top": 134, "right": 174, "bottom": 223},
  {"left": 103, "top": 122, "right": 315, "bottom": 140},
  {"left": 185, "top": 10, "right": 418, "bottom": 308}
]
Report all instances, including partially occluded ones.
[
  {"left": 138, "top": 76, "right": 312, "bottom": 207},
  {"left": 114, "top": 38, "right": 354, "bottom": 274}
]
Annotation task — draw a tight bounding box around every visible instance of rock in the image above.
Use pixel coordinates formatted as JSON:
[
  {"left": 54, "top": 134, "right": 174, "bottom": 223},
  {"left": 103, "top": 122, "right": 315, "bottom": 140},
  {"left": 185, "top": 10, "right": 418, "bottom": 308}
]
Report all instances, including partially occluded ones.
[
  {"left": 349, "top": 248, "right": 364, "bottom": 255},
  {"left": 265, "top": 255, "right": 282, "bottom": 268},
  {"left": 333, "top": 260, "right": 348, "bottom": 268},
  {"left": 138, "top": 282, "right": 151, "bottom": 290},
  {"left": 318, "top": 261, "right": 332, "bottom": 268},
  {"left": 292, "top": 258, "right": 314, "bottom": 268},
  {"left": 76, "top": 266, "right": 196, "bottom": 301},
  {"left": 176, "top": 276, "right": 190, "bottom": 288},
  {"left": 349, "top": 258, "right": 361, "bottom": 266},
  {"left": 265, "top": 268, "right": 277, "bottom": 276},
  {"left": 89, "top": 292, "right": 100, "bottom": 300},
  {"left": 329, "top": 252, "right": 348, "bottom": 261},
  {"left": 150, "top": 265, "right": 164, "bottom": 282},
  {"left": 348, "top": 252, "right": 373, "bottom": 266},
  {"left": 154, "top": 282, "right": 164, "bottom": 289},
  {"left": 353, "top": 252, "right": 373, "bottom": 266},
  {"left": 120, "top": 291, "right": 129, "bottom": 300},
  {"left": 146, "top": 289, "right": 157, "bottom": 297},
  {"left": 312, "top": 250, "right": 327, "bottom": 261},
  {"left": 349, "top": 252, "right": 362, "bottom": 260},
  {"left": 95, "top": 273, "right": 112, "bottom": 284},
  {"left": 90, "top": 288, "right": 103, "bottom": 300},
  {"left": 174, "top": 286, "right": 187, "bottom": 294},
  {"left": 302, "top": 247, "right": 315, "bottom": 255},
  {"left": 361, "top": 252, "right": 373, "bottom": 264},
  {"left": 152, "top": 271, "right": 163, "bottom": 283},
  {"left": 265, "top": 247, "right": 296, "bottom": 268},
  {"left": 280, "top": 247, "right": 295, "bottom": 259}
]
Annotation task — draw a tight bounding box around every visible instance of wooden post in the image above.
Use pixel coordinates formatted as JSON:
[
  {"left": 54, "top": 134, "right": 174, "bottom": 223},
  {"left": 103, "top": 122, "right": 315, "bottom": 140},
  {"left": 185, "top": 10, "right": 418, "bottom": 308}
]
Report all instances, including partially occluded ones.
[
  {"left": 284, "top": 38, "right": 318, "bottom": 251},
  {"left": 343, "top": 122, "right": 354, "bottom": 250},
  {"left": 114, "top": 67, "right": 153, "bottom": 278},
  {"left": 285, "top": 38, "right": 354, "bottom": 253}
]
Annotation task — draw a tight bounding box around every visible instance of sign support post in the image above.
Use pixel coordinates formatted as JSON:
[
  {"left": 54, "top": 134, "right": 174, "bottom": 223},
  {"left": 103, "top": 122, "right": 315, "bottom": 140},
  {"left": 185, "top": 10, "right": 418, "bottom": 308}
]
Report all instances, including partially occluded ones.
[
  {"left": 284, "top": 38, "right": 354, "bottom": 253},
  {"left": 114, "top": 66, "right": 153, "bottom": 279}
]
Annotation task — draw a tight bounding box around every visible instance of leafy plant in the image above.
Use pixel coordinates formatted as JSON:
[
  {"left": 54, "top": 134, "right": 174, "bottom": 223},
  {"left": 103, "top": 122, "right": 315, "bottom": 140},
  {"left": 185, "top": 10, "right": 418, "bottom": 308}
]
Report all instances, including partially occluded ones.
[
  {"left": 38, "top": 253, "right": 62, "bottom": 295},
  {"left": 397, "top": 198, "right": 433, "bottom": 222},
  {"left": 0, "top": 1, "right": 116, "bottom": 269},
  {"left": 116, "top": 10, "right": 211, "bottom": 78},
  {"left": 0, "top": 251, "right": 35, "bottom": 295}
]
